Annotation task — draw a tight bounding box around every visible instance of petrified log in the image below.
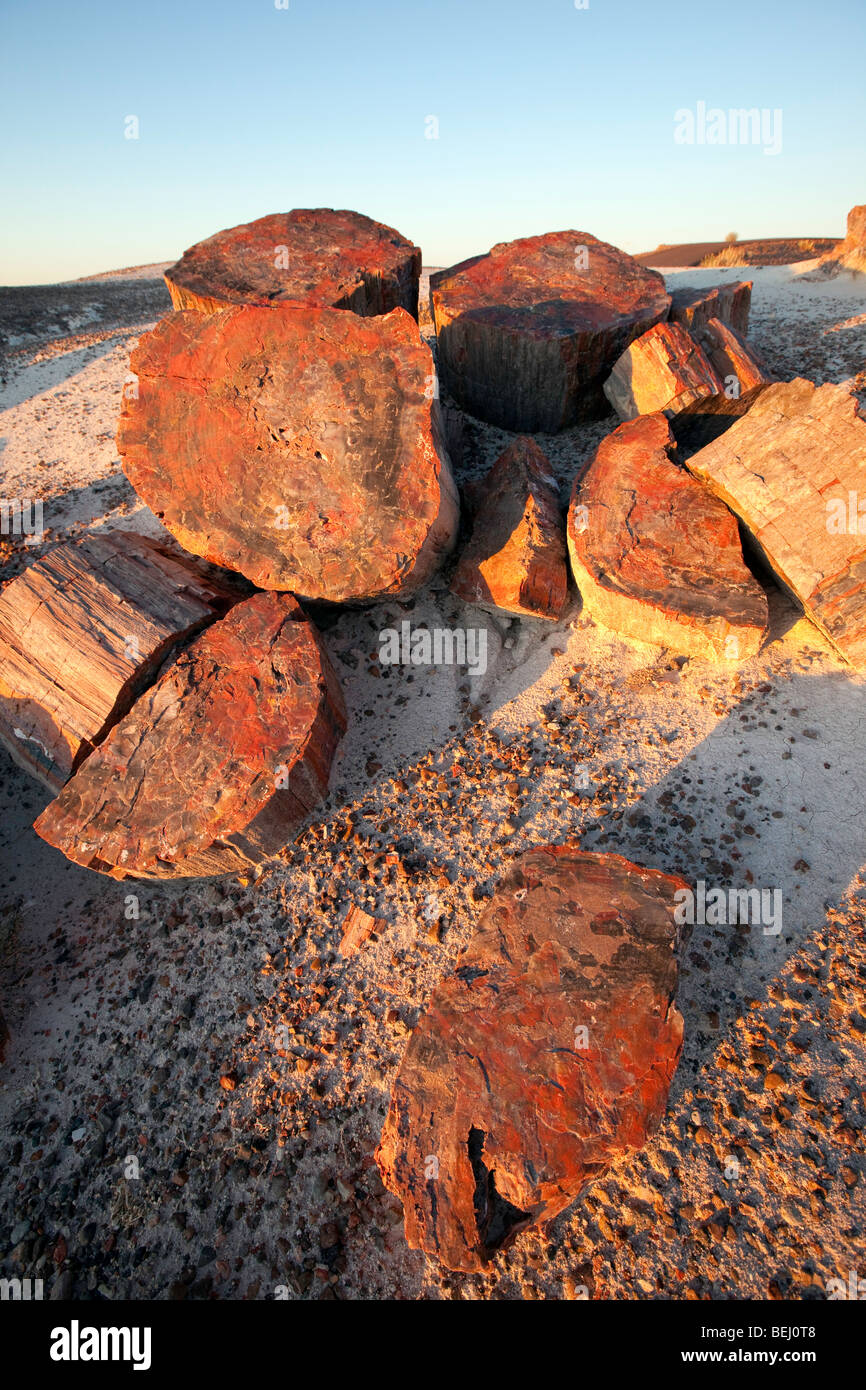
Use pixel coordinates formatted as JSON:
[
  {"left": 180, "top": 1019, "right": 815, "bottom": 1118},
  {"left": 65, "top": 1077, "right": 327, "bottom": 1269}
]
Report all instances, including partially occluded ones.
[
  {"left": 164, "top": 208, "right": 422, "bottom": 319},
  {"left": 692, "top": 317, "right": 773, "bottom": 402},
  {"left": 376, "top": 846, "right": 688, "bottom": 1272},
  {"left": 669, "top": 280, "right": 752, "bottom": 336},
  {"left": 603, "top": 321, "right": 724, "bottom": 421},
  {"left": 34, "top": 593, "right": 347, "bottom": 879},
  {"left": 814, "top": 204, "right": 866, "bottom": 276},
  {"left": 682, "top": 379, "right": 866, "bottom": 666},
  {"left": 450, "top": 437, "right": 568, "bottom": 619},
  {"left": 567, "top": 413, "right": 768, "bottom": 660},
  {"left": 430, "top": 232, "right": 671, "bottom": 431},
  {"left": 118, "top": 305, "right": 459, "bottom": 603},
  {"left": 0, "top": 532, "right": 237, "bottom": 792}
]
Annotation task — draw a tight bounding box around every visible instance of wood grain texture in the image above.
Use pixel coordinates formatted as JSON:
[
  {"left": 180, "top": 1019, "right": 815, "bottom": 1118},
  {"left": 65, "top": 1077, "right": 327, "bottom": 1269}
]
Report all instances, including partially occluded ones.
[
  {"left": 0, "top": 532, "right": 238, "bottom": 791},
  {"left": 34, "top": 592, "right": 347, "bottom": 880}
]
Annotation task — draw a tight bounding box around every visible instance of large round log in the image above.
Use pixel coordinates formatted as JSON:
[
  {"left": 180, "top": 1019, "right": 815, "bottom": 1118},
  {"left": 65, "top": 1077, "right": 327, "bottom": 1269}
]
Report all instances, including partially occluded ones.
[
  {"left": 430, "top": 232, "right": 671, "bottom": 431},
  {"left": 118, "top": 304, "right": 459, "bottom": 603},
  {"left": 0, "top": 532, "right": 238, "bottom": 791},
  {"left": 164, "top": 208, "right": 422, "bottom": 319},
  {"left": 33, "top": 592, "right": 347, "bottom": 880}
]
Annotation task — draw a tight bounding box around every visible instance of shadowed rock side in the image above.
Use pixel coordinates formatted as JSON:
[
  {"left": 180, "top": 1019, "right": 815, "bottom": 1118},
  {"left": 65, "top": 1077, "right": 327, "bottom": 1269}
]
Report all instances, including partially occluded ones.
[
  {"left": 567, "top": 414, "right": 769, "bottom": 660},
  {"left": 376, "top": 846, "right": 689, "bottom": 1272},
  {"left": 34, "top": 593, "right": 347, "bottom": 880},
  {"left": 450, "top": 437, "right": 568, "bottom": 620},
  {"left": 118, "top": 304, "right": 459, "bottom": 603},
  {"left": 668, "top": 280, "right": 752, "bottom": 336},
  {"left": 0, "top": 533, "right": 238, "bottom": 792},
  {"left": 683, "top": 379, "right": 866, "bottom": 667},
  {"left": 430, "top": 232, "right": 671, "bottom": 431},
  {"left": 164, "top": 208, "right": 422, "bottom": 319}
]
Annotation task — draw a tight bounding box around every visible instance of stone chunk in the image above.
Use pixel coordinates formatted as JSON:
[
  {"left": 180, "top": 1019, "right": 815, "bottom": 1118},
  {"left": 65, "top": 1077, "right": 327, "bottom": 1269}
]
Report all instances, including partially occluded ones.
[
  {"left": 118, "top": 304, "right": 459, "bottom": 604},
  {"left": 430, "top": 232, "right": 670, "bottom": 431},
  {"left": 34, "top": 593, "right": 347, "bottom": 879},
  {"left": 669, "top": 280, "right": 752, "bottom": 336},
  {"left": 682, "top": 379, "right": 866, "bottom": 666},
  {"left": 0, "top": 532, "right": 237, "bottom": 791},
  {"left": 603, "top": 321, "right": 724, "bottom": 421},
  {"left": 165, "top": 208, "right": 421, "bottom": 318},
  {"left": 376, "top": 846, "right": 688, "bottom": 1271},
  {"left": 813, "top": 205, "right": 866, "bottom": 277},
  {"left": 567, "top": 413, "right": 769, "bottom": 660},
  {"left": 450, "top": 437, "right": 568, "bottom": 619}
]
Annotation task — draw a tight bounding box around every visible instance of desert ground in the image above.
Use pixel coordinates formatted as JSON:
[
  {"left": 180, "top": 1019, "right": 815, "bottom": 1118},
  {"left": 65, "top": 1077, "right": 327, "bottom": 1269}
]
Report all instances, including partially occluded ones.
[{"left": 1, "top": 255, "right": 865, "bottom": 1300}]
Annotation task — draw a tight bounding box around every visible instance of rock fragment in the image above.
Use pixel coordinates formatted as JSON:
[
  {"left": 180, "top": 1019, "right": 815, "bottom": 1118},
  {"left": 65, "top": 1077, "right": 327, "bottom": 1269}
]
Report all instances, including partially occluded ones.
[
  {"left": 376, "top": 846, "right": 689, "bottom": 1272},
  {"left": 682, "top": 378, "right": 866, "bottom": 666},
  {"left": 603, "top": 321, "right": 724, "bottom": 421},
  {"left": 668, "top": 280, "right": 752, "bottom": 336},
  {"left": 450, "top": 437, "right": 568, "bottom": 619},
  {"left": 0, "top": 532, "right": 237, "bottom": 791},
  {"left": 567, "top": 413, "right": 769, "bottom": 660}
]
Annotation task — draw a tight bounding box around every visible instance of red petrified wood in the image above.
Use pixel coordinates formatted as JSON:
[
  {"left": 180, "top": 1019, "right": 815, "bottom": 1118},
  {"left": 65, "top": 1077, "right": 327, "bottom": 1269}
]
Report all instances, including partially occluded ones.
[
  {"left": 118, "top": 304, "right": 459, "bottom": 604},
  {"left": 34, "top": 593, "right": 347, "bottom": 879},
  {"left": 376, "top": 846, "right": 689, "bottom": 1272},
  {"left": 430, "top": 232, "right": 671, "bottom": 431},
  {"left": 567, "top": 413, "right": 768, "bottom": 660},
  {"left": 450, "top": 437, "right": 568, "bottom": 619},
  {"left": 603, "top": 321, "right": 724, "bottom": 421},
  {"left": 165, "top": 208, "right": 422, "bottom": 319},
  {"left": 0, "top": 532, "right": 237, "bottom": 791}
]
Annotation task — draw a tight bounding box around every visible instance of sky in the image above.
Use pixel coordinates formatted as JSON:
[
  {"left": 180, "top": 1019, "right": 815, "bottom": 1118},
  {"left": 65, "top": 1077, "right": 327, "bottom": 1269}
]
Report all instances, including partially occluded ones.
[{"left": 1, "top": 0, "right": 864, "bottom": 284}]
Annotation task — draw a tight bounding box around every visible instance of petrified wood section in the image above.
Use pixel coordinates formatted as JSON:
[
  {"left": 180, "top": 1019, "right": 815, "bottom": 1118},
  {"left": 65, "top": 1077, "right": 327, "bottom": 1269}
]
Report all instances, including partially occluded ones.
[
  {"left": 450, "top": 437, "right": 568, "bottom": 620},
  {"left": 693, "top": 317, "right": 774, "bottom": 403},
  {"left": 669, "top": 280, "right": 752, "bottom": 336},
  {"left": 165, "top": 208, "right": 422, "bottom": 319},
  {"left": 0, "top": 532, "right": 237, "bottom": 792},
  {"left": 376, "top": 846, "right": 688, "bottom": 1272},
  {"left": 815, "top": 204, "right": 866, "bottom": 276},
  {"left": 119, "top": 305, "right": 459, "bottom": 604},
  {"left": 683, "top": 379, "right": 866, "bottom": 667},
  {"left": 567, "top": 414, "right": 769, "bottom": 660},
  {"left": 34, "top": 593, "right": 347, "bottom": 880},
  {"left": 603, "top": 321, "right": 724, "bottom": 421},
  {"left": 430, "top": 232, "right": 671, "bottom": 431}
]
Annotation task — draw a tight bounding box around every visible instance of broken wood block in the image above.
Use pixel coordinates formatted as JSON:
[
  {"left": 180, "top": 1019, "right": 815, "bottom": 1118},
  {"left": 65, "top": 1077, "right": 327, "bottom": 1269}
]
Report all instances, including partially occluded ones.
[
  {"left": 0, "top": 532, "right": 238, "bottom": 791},
  {"left": 603, "top": 321, "right": 724, "bottom": 421},
  {"left": 34, "top": 592, "right": 347, "bottom": 879},
  {"left": 813, "top": 204, "right": 866, "bottom": 277},
  {"left": 339, "top": 906, "right": 382, "bottom": 958},
  {"left": 118, "top": 304, "right": 459, "bottom": 603},
  {"left": 682, "top": 378, "right": 866, "bottom": 666},
  {"left": 567, "top": 413, "right": 769, "bottom": 660},
  {"left": 450, "top": 436, "right": 568, "bottom": 619},
  {"left": 669, "top": 279, "right": 752, "bottom": 336},
  {"left": 376, "top": 845, "right": 689, "bottom": 1272},
  {"left": 164, "top": 208, "right": 422, "bottom": 319},
  {"left": 692, "top": 317, "right": 774, "bottom": 403},
  {"left": 430, "top": 232, "right": 671, "bottom": 431}
]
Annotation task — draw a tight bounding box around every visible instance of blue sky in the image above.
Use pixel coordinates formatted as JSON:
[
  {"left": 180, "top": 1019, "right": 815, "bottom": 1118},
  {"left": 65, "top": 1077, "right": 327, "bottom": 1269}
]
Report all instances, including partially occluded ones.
[{"left": 1, "top": 0, "right": 864, "bottom": 284}]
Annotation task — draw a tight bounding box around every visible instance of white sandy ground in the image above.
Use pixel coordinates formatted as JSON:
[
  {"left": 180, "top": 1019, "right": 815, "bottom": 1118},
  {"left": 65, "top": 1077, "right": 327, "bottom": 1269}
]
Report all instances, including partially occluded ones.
[{"left": 0, "top": 260, "right": 865, "bottom": 1301}]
